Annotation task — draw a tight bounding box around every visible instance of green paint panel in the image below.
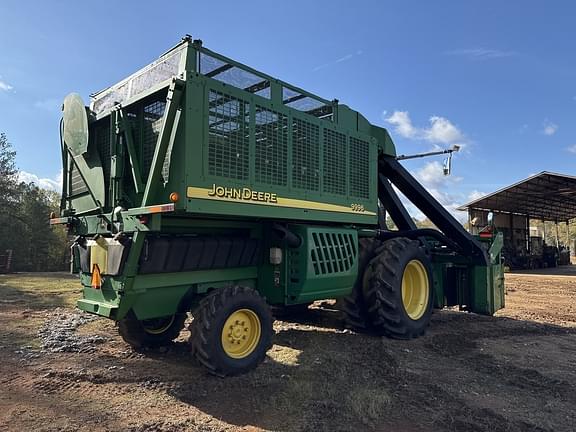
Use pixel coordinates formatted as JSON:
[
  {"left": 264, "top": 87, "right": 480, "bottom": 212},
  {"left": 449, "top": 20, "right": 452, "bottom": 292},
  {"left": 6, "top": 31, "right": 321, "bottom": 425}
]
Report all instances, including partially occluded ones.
[
  {"left": 61, "top": 39, "right": 382, "bottom": 225},
  {"left": 284, "top": 225, "right": 358, "bottom": 304}
]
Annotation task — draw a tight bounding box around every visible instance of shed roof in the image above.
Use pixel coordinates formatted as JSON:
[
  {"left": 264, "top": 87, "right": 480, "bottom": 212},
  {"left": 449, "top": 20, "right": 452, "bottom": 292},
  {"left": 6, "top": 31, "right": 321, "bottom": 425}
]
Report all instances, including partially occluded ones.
[{"left": 458, "top": 171, "right": 576, "bottom": 222}]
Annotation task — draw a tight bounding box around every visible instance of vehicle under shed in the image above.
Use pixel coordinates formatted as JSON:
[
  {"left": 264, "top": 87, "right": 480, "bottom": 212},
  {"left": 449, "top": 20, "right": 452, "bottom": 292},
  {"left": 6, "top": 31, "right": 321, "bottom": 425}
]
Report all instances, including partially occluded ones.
[{"left": 459, "top": 171, "right": 576, "bottom": 270}]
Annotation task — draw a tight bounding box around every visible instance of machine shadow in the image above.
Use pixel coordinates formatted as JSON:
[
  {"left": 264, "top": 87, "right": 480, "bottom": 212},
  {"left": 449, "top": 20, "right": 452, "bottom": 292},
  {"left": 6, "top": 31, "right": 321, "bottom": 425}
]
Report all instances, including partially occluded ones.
[{"left": 160, "top": 308, "right": 576, "bottom": 432}]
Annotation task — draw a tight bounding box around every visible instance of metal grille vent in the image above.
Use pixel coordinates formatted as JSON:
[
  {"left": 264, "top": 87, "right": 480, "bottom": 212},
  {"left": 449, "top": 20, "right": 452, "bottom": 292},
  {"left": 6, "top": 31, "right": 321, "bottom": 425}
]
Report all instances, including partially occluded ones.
[
  {"left": 208, "top": 90, "right": 250, "bottom": 180},
  {"left": 323, "top": 129, "right": 346, "bottom": 195},
  {"left": 142, "top": 100, "right": 166, "bottom": 179},
  {"left": 255, "top": 107, "right": 288, "bottom": 186},
  {"left": 69, "top": 163, "right": 88, "bottom": 196},
  {"left": 288, "top": 249, "right": 302, "bottom": 285},
  {"left": 310, "top": 232, "right": 357, "bottom": 275},
  {"left": 349, "top": 137, "right": 370, "bottom": 199},
  {"left": 292, "top": 118, "right": 319, "bottom": 190}
]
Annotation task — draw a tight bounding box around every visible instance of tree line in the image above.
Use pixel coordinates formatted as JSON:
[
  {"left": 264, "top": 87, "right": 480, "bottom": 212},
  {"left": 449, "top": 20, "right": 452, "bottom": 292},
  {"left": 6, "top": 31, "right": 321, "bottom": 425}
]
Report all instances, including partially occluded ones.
[{"left": 0, "top": 133, "right": 68, "bottom": 272}]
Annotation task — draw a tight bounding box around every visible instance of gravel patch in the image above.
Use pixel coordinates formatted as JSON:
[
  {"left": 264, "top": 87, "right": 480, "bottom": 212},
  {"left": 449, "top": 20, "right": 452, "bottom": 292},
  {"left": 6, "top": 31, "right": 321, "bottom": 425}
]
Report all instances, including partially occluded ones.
[{"left": 38, "top": 308, "right": 108, "bottom": 353}]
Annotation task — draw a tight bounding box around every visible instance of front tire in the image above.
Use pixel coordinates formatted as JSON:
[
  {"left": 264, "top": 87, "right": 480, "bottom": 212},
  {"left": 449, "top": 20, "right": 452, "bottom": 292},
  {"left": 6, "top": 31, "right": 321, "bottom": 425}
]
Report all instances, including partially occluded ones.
[
  {"left": 189, "top": 286, "right": 273, "bottom": 377},
  {"left": 363, "top": 238, "right": 433, "bottom": 339},
  {"left": 118, "top": 312, "right": 187, "bottom": 348}
]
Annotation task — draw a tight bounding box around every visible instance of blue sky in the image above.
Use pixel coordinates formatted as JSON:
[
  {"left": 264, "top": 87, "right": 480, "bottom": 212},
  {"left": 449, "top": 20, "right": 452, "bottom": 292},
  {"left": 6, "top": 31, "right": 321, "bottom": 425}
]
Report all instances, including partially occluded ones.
[{"left": 1, "top": 1, "right": 574, "bottom": 218}]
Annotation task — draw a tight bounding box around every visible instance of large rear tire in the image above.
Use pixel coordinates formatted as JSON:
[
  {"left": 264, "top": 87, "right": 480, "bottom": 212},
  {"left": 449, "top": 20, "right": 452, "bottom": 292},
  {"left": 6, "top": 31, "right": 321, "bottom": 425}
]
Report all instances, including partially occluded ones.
[
  {"left": 363, "top": 238, "right": 433, "bottom": 339},
  {"left": 339, "top": 238, "right": 381, "bottom": 331},
  {"left": 189, "top": 286, "right": 273, "bottom": 377},
  {"left": 118, "top": 312, "right": 187, "bottom": 348}
]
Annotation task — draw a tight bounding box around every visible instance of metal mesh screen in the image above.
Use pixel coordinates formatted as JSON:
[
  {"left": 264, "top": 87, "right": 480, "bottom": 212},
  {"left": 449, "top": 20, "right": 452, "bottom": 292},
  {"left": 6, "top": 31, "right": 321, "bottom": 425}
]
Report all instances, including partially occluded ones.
[
  {"left": 142, "top": 100, "right": 166, "bottom": 178},
  {"left": 200, "top": 53, "right": 271, "bottom": 100},
  {"left": 208, "top": 90, "right": 250, "bottom": 180},
  {"left": 323, "top": 129, "right": 346, "bottom": 195},
  {"left": 349, "top": 137, "right": 370, "bottom": 199},
  {"left": 292, "top": 118, "right": 319, "bottom": 190},
  {"left": 282, "top": 88, "right": 333, "bottom": 121},
  {"left": 91, "top": 47, "right": 183, "bottom": 115},
  {"left": 255, "top": 107, "right": 288, "bottom": 186}
]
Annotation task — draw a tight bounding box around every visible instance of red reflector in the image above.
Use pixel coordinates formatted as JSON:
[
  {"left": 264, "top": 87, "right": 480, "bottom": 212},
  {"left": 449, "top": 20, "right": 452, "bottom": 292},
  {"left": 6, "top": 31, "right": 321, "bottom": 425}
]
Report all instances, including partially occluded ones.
[{"left": 479, "top": 232, "right": 493, "bottom": 238}]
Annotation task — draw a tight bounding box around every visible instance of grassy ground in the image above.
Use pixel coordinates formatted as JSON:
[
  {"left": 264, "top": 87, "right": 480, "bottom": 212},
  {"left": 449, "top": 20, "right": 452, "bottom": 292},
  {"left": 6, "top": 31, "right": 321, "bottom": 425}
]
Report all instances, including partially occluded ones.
[{"left": 0, "top": 273, "right": 79, "bottom": 348}]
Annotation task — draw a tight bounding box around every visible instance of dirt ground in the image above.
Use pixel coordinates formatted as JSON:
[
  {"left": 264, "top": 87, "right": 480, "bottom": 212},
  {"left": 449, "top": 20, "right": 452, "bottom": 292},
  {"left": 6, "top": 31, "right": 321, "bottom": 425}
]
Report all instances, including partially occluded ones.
[{"left": 1, "top": 270, "right": 575, "bottom": 432}]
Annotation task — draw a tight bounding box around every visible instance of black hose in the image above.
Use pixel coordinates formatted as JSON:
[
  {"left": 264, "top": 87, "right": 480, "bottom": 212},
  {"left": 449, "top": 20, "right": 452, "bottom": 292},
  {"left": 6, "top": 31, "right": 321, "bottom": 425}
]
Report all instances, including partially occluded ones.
[
  {"left": 273, "top": 224, "right": 302, "bottom": 248},
  {"left": 59, "top": 118, "right": 67, "bottom": 210}
]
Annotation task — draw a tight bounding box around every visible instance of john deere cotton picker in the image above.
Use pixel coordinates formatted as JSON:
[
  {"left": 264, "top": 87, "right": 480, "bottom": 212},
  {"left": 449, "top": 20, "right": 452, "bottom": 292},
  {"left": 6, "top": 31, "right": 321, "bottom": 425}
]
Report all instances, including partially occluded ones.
[{"left": 51, "top": 36, "right": 505, "bottom": 376}]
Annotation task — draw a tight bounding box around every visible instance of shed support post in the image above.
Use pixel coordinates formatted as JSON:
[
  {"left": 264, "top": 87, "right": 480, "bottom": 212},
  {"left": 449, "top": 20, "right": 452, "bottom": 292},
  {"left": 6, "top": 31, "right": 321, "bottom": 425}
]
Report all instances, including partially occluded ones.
[
  {"left": 526, "top": 216, "right": 530, "bottom": 254},
  {"left": 510, "top": 214, "right": 514, "bottom": 252}
]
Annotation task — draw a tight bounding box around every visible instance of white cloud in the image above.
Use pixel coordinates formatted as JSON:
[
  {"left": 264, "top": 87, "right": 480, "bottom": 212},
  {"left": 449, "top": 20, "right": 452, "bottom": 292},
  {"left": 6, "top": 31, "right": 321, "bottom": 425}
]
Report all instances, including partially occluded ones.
[
  {"left": 34, "top": 98, "right": 61, "bottom": 112},
  {"left": 425, "top": 116, "right": 465, "bottom": 144},
  {"left": 566, "top": 145, "right": 576, "bottom": 154},
  {"left": 383, "top": 112, "right": 472, "bottom": 223},
  {"left": 312, "top": 50, "right": 363, "bottom": 72},
  {"left": 384, "top": 111, "right": 466, "bottom": 146},
  {"left": 385, "top": 111, "right": 418, "bottom": 139},
  {"left": 0, "top": 76, "right": 13, "bottom": 92},
  {"left": 413, "top": 161, "right": 462, "bottom": 189},
  {"left": 18, "top": 170, "right": 63, "bottom": 191},
  {"left": 467, "top": 190, "right": 487, "bottom": 201},
  {"left": 542, "top": 120, "right": 558, "bottom": 136},
  {"left": 444, "top": 48, "right": 517, "bottom": 61}
]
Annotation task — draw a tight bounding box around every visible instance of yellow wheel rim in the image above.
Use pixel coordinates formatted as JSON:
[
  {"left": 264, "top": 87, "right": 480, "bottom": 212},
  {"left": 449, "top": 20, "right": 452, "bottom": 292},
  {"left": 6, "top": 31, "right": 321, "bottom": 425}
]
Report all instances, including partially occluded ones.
[
  {"left": 401, "top": 260, "right": 430, "bottom": 320},
  {"left": 221, "top": 309, "right": 261, "bottom": 359},
  {"left": 142, "top": 315, "right": 176, "bottom": 335}
]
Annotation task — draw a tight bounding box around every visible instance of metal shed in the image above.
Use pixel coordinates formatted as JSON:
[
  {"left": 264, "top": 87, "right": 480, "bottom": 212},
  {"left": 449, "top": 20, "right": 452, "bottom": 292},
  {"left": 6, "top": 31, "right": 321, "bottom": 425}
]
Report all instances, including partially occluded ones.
[
  {"left": 458, "top": 171, "right": 576, "bottom": 222},
  {"left": 458, "top": 171, "right": 576, "bottom": 268}
]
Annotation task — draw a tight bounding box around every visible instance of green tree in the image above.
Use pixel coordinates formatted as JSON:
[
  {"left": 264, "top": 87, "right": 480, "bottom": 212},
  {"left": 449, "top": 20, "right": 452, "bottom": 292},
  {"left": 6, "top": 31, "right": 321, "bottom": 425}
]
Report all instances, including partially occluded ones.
[
  {"left": 0, "top": 132, "right": 17, "bottom": 202},
  {"left": 0, "top": 133, "right": 19, "bottom": 256},
  {"left": 8, "top": 183, "right": 68, "bottom": 271},
  {"left": 0, "top": 132, "right": 68, "bottom": 271}
]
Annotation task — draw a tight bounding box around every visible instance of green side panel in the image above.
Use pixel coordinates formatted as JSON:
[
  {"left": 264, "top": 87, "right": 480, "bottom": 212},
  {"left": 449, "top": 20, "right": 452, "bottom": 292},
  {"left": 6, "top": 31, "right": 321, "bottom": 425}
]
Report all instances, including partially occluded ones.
[
  {"left": 469, "top": 262, "right": 505, "bottom": 315},
  {"left": 469, "top": 233, "right": 505, "bottom": 315},
  {"left": 128, "top": 267, "right": 259, "bottom": 320},
  {"left": 431, "top": 233, "right": 505, "bottom": 315},
  {"left": 62, "top": 40, "right": 389, "bottom": 226},
  {"left": 76, "top": 274, "right": 121, "bottom": 318},
  {"left": 371, "top": 124, "right": 396, "bottom": 156},
  {"left": 183, "top": 75, "right": 379, "bottom": 226},
  {"left": 431, "top": 262, "right": 445, "bottom": 309},
  {"left": 77, "top": 298, "right": 117, "bottom": 318},
  {"left": 285, "top": 225, "right": 358, "bottom": 304},
  {"left": 131, "top": 285, "right": 189, "bottom": 320}
]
